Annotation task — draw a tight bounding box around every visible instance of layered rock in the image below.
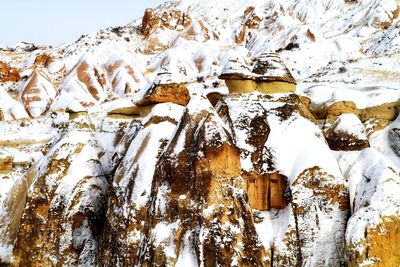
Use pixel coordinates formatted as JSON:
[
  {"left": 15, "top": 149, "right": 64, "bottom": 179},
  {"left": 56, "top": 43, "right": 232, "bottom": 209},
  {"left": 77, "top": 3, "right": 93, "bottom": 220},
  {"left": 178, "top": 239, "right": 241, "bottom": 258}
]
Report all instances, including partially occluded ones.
[
  {"left": 61, "top": 54, "right": 107, "bottom": 106},
  {"left": 20, "top": 68, "right": 57, "bottom": 118},
  {"left": 105, "top": 54, "right": 148, "bottom": 97}
]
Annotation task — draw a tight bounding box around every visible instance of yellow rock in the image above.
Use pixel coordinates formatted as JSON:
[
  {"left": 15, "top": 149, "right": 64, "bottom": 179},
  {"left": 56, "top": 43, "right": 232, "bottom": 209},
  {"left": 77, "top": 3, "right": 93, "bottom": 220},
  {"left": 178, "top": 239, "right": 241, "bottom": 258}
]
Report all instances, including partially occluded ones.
[
  {"left": 108, "top": 105, "right": 154, "bottom": 118},
  {"left": 359, "top": 102, "right": 399, "bottom": 122},
  {"left": 224, "top": 79, "right": 256, "bottom": 93},
  {"left": 347, "top": 216, "right": 400, "bottom": 267},
  {"left": 256, "top": 81, "right": 296, "bottom": 94},
  {"left": 68, "top": 111, "right": 88, "bottom": 120},
  {"left": 326, "top": 101, "right": 357, "bottom": 116}
]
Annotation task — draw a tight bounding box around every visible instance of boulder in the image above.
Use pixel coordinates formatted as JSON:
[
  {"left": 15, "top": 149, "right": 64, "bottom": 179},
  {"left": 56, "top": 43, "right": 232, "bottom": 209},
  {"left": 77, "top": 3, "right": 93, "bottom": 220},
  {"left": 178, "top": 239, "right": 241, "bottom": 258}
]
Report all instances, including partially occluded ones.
[
  {"left": 137, "top": 72, "right": 190, "bottom": 106},
  {"left": 324, "top": 113, "right": 370, "bottom": 151}
]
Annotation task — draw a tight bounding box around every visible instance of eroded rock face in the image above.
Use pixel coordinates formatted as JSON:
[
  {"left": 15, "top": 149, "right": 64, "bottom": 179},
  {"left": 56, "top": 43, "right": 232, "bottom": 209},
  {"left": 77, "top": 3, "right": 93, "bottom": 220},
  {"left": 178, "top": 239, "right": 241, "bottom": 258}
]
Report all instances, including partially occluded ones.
[
  {"left": 12, "top": 129, "right": 108, "bottom": 266},
  {"left": 61, "top": 54, "right": 107, "bottom": 106},
  {"left": 100, "top": 103, "right": 184, "bottom": 265},
  {"left": 0, "top": 61, "right": 20, "bottom": 83},
  {"left": 20, "top": 68, "right": 57, "bottom": 118},
  {"left": 219, "top": 93, "right": 349, "bottom": 265},
  {"left": 138, "top": 97, "right": 264, "bottom": 266},
  {"left": 141, "top": 8, "right": 192, "bottom": 37},
  {"left": 343, "top": 149, "right": 400, "bottom": 266},
  {"left": 105, "top": 54, "right": 148, "bottom": 97}
]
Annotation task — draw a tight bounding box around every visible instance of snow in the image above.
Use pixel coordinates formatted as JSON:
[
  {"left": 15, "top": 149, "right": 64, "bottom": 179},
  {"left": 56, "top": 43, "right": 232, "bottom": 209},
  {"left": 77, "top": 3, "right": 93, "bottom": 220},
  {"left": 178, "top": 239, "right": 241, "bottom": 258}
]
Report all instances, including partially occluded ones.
[
  {"left": 345, "top": 148, "right": 400, "bottom": 244},
  {"left": 20, "top": 69, "right": 58, "bottom": 118},
  {"left": 0, "top": 147, "right": 31, "bottom": 164},
  {"left": 266, "top": 111, "right": 342, "bottom": 180},
  {"left": 51, "top": 90, "right": 86, "bottom": 113},
  {"left": 332, "top": 114, "right": 367, "bottom": 140},
  {"left": 302, "top": 84, "right": 400, "bottom": 109},
  {"left": 0, "top": 244, "right": 12, "bottom": 263},
  {"left": 0, "top": 87, "right": 29, "bottom": 120}
]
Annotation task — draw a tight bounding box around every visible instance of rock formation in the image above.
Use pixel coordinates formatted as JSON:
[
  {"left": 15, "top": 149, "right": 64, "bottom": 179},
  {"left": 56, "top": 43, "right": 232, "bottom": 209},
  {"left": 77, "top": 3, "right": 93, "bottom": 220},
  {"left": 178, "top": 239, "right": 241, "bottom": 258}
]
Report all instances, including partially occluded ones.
[
  {"left": 61, "top": 54, "right": 107, "bottom": 106},
  {"left": 0, "top": 62, "right": 20, "bottom": 83},
  {"left": 20, "top": 68, "right": 57, "bottom": 118},
  {"left": 0, "top": 0, "right": 400, "bottom": 266}
]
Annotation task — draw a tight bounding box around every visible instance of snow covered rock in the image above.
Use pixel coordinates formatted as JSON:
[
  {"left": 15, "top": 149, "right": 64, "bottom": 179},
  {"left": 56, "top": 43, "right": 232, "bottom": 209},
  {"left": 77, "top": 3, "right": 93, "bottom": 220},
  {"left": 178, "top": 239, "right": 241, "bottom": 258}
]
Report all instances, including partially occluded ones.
[
  {"left": 12, "top": 130, "right": 108, "bottom": 266},
  {"left": 0, "top": 88, "right": 29, "bottom": 120},
  {"left": 0, "top": 61, "right": 20, "bottom": 83},
  {"left": 100, "top": 103, "right": 185, "bottom": 265},
  {"left": 61, "top": 54, "right": 107, "bottom": 106},
  {"left": 105, "top": 54, "right": 148, "bottom": 97},
  {"left": 324, "top": 114, "right": 370, "bottom": 151},
  {"left": 342, "top": 149, "right": 400, "bottom": 266},
  {"left": 20, "top": 68, "right": 57, "bottom": 118}
]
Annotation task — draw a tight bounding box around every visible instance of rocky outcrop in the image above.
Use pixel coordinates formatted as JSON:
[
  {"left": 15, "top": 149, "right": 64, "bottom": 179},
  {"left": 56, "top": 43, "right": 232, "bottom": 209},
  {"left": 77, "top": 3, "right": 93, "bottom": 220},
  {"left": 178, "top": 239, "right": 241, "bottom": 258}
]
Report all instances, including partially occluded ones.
[
  {"left": 134, "top": 96, "right": 265, "bottom": 265},
  {"left": 235, "top": 6, "right": 262, "bottom": 44},
  {"left": 34, "top": 54, "right": 54, "bottom": 68},
  {"left": 324, "top": 114, "right": 370, "bottom": 151},
  {"left": 0, "top": 62, "right": 20, "bottom": 83},
  {"left": 61, "top": 54, "right": 107, "bottom": 106},
  {"left": 0, "top": 149, "right": 13, "bottom": 173},
  {"left": 219, "top": 93, "right": 349, "bottom": 265},
  {"left": 105, "top": 54, "right": 148, "bottom": 97},
  {"left": 12, "top": 129, "right": 107, "bottom": 266},
  {"left": 141, "top": 8, "right": 192, "bottom": 37},
  {"left": 137, "top": 72, "right": 190, "bottom": 106},
  {"left": 341, "top": 149, "right": 400, "bottom": 266},
  {"left": 20, "top": 68, "right": 57, "bottom": 118},
  {"left": 100, "top": 103, "right": 185, "bottom": 265}
]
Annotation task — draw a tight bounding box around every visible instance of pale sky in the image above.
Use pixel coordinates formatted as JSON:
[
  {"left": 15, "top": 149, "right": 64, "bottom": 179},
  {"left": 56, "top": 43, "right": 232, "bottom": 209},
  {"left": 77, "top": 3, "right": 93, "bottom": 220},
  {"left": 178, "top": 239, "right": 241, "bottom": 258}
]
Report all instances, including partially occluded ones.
[{"left": 0, "top": 0, "right": 165, "bottom": 46}]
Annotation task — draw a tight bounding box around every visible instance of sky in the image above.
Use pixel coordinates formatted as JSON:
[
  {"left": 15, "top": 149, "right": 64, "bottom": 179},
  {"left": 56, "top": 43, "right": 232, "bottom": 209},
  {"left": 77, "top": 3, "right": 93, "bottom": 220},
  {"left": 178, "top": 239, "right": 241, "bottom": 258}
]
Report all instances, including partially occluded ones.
[{"left": 0, "top": 0, "right": 165, "bottom": 46}]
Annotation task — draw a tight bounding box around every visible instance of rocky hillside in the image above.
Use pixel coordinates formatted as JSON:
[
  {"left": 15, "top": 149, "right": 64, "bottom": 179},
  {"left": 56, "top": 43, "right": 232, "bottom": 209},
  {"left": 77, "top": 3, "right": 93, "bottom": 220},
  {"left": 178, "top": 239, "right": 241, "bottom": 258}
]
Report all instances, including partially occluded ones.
[{"left": 1, "top": 0, "right": 400, "bottom": 266}]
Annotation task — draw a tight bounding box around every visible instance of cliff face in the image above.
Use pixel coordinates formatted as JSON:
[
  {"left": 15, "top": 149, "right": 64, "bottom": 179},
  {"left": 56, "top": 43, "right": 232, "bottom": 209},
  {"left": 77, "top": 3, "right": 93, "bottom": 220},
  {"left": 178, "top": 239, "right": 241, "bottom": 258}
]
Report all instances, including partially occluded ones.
[{"left": 1, "top": 0, "right": 400, "bottom": 266}]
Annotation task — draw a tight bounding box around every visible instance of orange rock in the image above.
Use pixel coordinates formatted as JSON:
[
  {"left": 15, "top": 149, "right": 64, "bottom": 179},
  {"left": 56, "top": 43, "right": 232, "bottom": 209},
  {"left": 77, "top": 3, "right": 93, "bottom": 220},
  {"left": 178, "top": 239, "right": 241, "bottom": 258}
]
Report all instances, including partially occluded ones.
[
  {"left": 141, "top": 8, "right": 192, "bottom": 37},
  {"left": 0, "top": 61, "right": 20, "bottom": 83},
  {"left": 34, "top": 54, "right": 54, "bottom": 68}
]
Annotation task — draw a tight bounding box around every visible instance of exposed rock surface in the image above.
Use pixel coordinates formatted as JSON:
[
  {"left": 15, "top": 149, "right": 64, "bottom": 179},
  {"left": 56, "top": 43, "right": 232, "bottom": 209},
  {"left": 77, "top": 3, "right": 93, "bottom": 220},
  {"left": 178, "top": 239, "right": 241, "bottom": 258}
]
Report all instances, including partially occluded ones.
[
  {"left": 61, "top": 54, "right": 107, "bottom": 106},
  {"left": 20, "top": 68, "right": 57, "bottom": 118},
  {"left": 0, "top": 0, "right": 400, "bottom": 266},
  {"left": 0, "top": 62, "right": 20, "bottom": 83}
]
